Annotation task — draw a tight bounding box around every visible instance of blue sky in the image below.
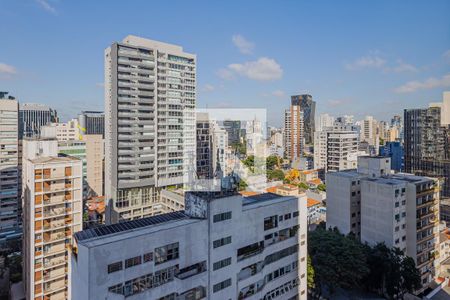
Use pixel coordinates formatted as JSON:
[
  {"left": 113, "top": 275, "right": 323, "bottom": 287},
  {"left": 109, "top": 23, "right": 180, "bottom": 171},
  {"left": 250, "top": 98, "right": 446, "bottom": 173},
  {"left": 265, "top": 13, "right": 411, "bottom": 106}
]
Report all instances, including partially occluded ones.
[{"left": 1, "top": 0, "right": 449, "bottom": 126}]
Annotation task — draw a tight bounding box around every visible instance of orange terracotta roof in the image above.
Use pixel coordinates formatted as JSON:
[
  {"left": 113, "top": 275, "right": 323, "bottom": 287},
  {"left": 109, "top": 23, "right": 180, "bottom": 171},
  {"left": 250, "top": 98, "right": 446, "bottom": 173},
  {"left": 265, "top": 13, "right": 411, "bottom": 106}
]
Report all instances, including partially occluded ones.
[
  {"left": 266, "top": 186, "right": 278, "bottom": 193},
  {"left": 307, "top": 178, "right": 322, "bottom": 185},
  {"left": 239, "top": 191, "right": 261, "bottom": 197},
  {"left": 307, "top": 198, "right": 321, "bottom": 208},
  {"left": 300, "top": 170, "right": 314, "bottom": 175}
]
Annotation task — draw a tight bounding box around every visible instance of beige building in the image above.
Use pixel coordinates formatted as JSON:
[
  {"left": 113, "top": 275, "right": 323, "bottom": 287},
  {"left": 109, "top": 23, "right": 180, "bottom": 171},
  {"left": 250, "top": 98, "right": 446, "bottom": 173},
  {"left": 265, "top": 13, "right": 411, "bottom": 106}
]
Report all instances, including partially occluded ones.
[
  {"left": 40, "top": 119, "right": 80, "bottom": 142},
  {"left": 23, "top": 156, "right": 82, "bottom": 300},
  {"left": 82, "top": 135, "right": 104, "bottom": 197}
]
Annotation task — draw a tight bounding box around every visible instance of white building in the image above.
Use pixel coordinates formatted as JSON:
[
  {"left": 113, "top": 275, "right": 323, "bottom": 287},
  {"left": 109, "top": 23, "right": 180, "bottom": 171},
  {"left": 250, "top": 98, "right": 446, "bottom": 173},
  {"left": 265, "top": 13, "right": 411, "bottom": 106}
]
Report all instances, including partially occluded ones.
[
  {"left": 40, "top": 119, "right": 80, "bottom": 142},
  {"left": 71, "top": 191, "right": 308, "bottom": 299},
  {"left": 359, "top": 116, "right": 379, "bottom": 155},
  {"left": 104, "top": 35, "right": 196, "bottom": 223},
  {"left": 361, "top": 174, "right": 440, "bottom": 290},
  {"left": 23, "top": 156, "right": 83, "bottom": 300},
  {"left": 313, "top": 121, "right": 360, "bottom": 172},
  {"left": 0, "top": 94, "right": 21, "bottom": 244},
  {"left": 317, "top": 113, "right": 334, "bottom": 132},
  {"left": 326, "top": 156, "right": 440, "bottom": 291}
]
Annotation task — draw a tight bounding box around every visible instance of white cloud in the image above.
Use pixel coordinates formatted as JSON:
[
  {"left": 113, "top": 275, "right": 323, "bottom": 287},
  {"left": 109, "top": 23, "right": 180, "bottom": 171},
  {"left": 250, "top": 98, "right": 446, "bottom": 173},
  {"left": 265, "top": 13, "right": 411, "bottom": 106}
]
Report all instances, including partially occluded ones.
[
  {"left": 202, "top": 84, "right": 215, "bottom": 92},
  {"left": 36, "top": 0, "right": 57, "bottom": 14},
  {"left": 232, "top": 34, "right": 254, "bottom": 55},
  {"left": 227, "top": 57, "right": 283, "bottom": 81},
  {"left": 444, "top": 50, "right": 450, "bottom": 61},
  {"left": 217, "top": 68, "right": 235, "bottom": 80},
  {"left": 0, "top": 63, "right": 17, "bottom": 79},
  {"left": 394, "top": 73, "right": 450, "bottom": 93},
  {"left": 385, "top": 60, "right": 418, "bottom": 73},
  {"left": 345, "top": 55, "right": 386, "bottom": 70}
]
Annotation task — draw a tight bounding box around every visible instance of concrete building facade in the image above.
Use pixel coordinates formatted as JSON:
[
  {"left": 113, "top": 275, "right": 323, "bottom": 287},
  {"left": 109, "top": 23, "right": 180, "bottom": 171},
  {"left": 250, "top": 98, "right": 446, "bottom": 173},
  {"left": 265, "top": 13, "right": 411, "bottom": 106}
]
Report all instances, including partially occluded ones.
[
  {"left": 105, "top": 35, "right": 196, "bottom": 223},
  {"left": 0, "top": 94, "right": 21, "bottom": 244},
  {"left": 23, "top": 156, "right": 82, "bottom": 300},
  {"left": 71, "top": 191, "right": 308, "bottom": 299}
]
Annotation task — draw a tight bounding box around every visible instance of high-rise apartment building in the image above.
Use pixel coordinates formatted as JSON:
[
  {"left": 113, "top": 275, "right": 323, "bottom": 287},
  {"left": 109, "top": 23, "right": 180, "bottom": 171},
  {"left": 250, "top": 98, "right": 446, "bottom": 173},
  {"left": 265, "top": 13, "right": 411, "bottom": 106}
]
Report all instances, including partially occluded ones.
[
  {"left": 78, "top": 111, "right": 105, "bottom": 137},
  {"left": 326, "top": 156, "right": 440, "bottom": 291},
  {"left": 82, "top": 135, "right": 104, "bottom": 197},
  {"left": 19, "top": 103, "right": 58, "bottom": 138},
  {"left": 105, "top": 35, "right": 196, "bottom": 223},
  {"left": 361, "top": 175, "right": 440, "bottom": 290},
  {"left": 359, "top": 116, "right": 379, "bottom": 155},
  {"left": 196, "top": 113, "right": 214, "bottom": 179},
  {"left": 317, "top": 113, "right": 335, "bottom": 132},
  {"left": 23, "top": 156, "right": 82, "bottom": 300},
  {"left": 71, "top": 191, "right": 308, "bottom": 299},
  {"left": 0, "top": 93, "right": 21, "bottom": 244},
  {"left": 379, "top": 141, "right": 404, "bottom": 172},
  {"left": 284, "top": 95, "right": 316, "bottom": 161},
  {"left": 223, "top": 120, "right": 242, "bottom": 145},
  {"left": 40, "top": 119, "right": 80, "bottom": 141},
  {"left": 313, "top": 121, "right": 360, "bottom": 172},
  {"left": 404, "top": 93, "right": 450, "bottom": 198}
]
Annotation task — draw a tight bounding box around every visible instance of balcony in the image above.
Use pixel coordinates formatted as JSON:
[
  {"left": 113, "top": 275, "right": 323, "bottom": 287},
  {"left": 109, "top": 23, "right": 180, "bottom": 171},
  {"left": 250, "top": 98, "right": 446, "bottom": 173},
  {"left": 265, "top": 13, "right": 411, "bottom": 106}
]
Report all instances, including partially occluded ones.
[
  {"left": 176, "top": 261, "right": 207, "bottom": 280},
  {"left": 43, "top": 256, "right": 66, "bottom": 268},
  {"left": 43, "top": 231, "right": 66, "bottom": 243},
  {"left": 44, "top": 243, "right": 66, "bottom": 256},
  {"left": 237, "top": 241, "right": 264, "bottom": 262},
  {"left": 43, "top": 220, "right": 65, "bottom": 230}
]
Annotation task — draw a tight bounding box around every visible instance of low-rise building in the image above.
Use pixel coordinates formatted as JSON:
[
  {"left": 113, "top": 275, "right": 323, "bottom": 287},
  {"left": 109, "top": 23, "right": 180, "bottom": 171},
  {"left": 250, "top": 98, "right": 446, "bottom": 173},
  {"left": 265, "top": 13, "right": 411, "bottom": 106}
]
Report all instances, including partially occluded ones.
[{"left": 71, "top": 191, "right": 308, "bottom": 299}]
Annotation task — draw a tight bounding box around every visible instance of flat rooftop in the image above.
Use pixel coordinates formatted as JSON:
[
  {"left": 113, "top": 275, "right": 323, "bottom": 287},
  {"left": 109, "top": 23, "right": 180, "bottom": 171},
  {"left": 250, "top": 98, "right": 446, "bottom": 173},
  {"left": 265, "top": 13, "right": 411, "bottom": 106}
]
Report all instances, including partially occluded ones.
[
  {"left": 74, "top": 211, "right": 189, "bottom": 242},
  {"left": 30, "top": 156, "right": 80, "bottom": 164},
  {"left": 243, "top": 192, "right": 287, "bottom": 206}
]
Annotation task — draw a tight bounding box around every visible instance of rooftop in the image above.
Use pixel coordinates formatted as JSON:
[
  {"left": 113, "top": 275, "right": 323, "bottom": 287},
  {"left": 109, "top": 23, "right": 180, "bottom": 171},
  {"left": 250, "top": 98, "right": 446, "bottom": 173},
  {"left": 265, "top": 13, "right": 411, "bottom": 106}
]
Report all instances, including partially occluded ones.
[
  {"left": 243, "top": 192, "right": 287, "bottom": 206},
  {"left": 74, "top": 211, "right": 189, "bottom": 242},
  {"left": 307, "top": 198, "right": 321, "bottom": 208},
  {"left": 30, "top": 156, "right": 80, "bottom": 164}
]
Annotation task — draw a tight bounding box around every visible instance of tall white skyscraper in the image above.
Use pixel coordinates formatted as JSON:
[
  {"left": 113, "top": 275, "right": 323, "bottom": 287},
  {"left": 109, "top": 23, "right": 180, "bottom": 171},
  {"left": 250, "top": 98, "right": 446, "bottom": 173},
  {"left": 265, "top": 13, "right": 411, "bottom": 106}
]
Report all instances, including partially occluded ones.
[
  {"left": 105, "top": 36, "right": 196, "bottom": 223},
  {"left": 0, "top": 92, "right": 21, "bottom": 244}
]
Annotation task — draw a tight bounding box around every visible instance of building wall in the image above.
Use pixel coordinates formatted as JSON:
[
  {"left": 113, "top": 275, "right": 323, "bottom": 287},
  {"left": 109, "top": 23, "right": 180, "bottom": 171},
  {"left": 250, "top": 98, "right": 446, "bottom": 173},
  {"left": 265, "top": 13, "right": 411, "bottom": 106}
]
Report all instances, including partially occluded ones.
[
  {"left": 23, "top": 157, "right": 82, "bottom": 300},
  {"left": 71, "top": 192, "right": 308, "bottom": 299},
  {"left": 105, "top": 36, "right": 196, "bottom": 223},
  {"left": 326, "top": 171, "right": 362, "bottom": 236},
  {"left": 0, "top": 98, "right": 21, "bottom": 244},
  {"left": 83, "top": 135, "right": 104, "bottom": 197}
]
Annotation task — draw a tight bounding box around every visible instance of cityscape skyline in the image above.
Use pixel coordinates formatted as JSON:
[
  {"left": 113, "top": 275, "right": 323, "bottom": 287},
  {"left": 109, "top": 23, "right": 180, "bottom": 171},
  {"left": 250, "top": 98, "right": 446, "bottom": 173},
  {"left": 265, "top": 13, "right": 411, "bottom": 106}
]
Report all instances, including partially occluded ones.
[{"left": 1, "top": 1, "right": 450, "bottom": 125}]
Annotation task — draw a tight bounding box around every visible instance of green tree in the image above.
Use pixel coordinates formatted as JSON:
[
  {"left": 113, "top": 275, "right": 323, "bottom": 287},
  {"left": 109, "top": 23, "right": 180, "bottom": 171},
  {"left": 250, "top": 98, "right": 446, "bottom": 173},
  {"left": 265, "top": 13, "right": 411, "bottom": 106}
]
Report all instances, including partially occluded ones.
[
  {"left": 307, "top": 255, "right": 315, "bottom": 290},
  {"left": 298, "top": 182, "right": 309, "bottom": 190},
  {"left": 266, "top": 155, "right": 279, "bottom": 170},
  {"left": 308, "top": 227, "right": 369, "bottom": 293},
  {"left": 243, "top": 155, "right": 254, "bottom": 170},
  {"left": 317, "top": 183, "right": 326, "bottom": 192},
  {"left": 267, "top": 169, "right": 285, "bottom": 181},
  {"left": 238, "top": 179, "right": 248, "bottom": 191}
]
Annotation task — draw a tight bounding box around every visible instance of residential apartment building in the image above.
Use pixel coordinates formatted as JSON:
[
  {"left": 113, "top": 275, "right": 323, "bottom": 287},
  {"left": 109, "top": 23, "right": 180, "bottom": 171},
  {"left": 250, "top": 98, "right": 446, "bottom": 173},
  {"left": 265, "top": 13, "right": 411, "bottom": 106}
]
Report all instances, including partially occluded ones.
[
  {"left": 0, "top": 93, "right": 21, "bottom": 244},
  {"left": 196, "top": 113, "right": 214, "bottom": 179},
  {"left": 40, "top": 119, "right": 80, "bottom": 141},
  {"left": 78, "top": 111, "right": 105, "bottom": 137},
  {"left": 313, "top": 121, "right": 360, "bottom": 172},
  {"left": 284, "top": 95, "right": 316, "bottom": 161},
  {"left": 404, "top": 93, "right": 450, "bottom": 198},
  {"left": 326, "top": 156, "right": 392, "bottom": 237},
  {"left": 71, "top": 191, "right": 308, "bottom": 299},
  {"left": 361, "top": 174, "right": 440, "bottom": 290},
  {"left": 359, "top": 116, "right": 379, "bottom": 155},
  {"left": 23, "top": 156, "right": 82, "bottom": 300},
  {"left": 82, "top": 134, "right": 104, "bottom": 197},
  {"left": 326, "top": 156, "right": 440, "bottom": 291},
  {"left": 19, "top": 103, "right": 58, "bottom": 138},
  {"left": 317, "top": 113, "right": 334, "bottom": 132},
  {"left": 105, "top": 35, "right": 196, "bottom": 223}
]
